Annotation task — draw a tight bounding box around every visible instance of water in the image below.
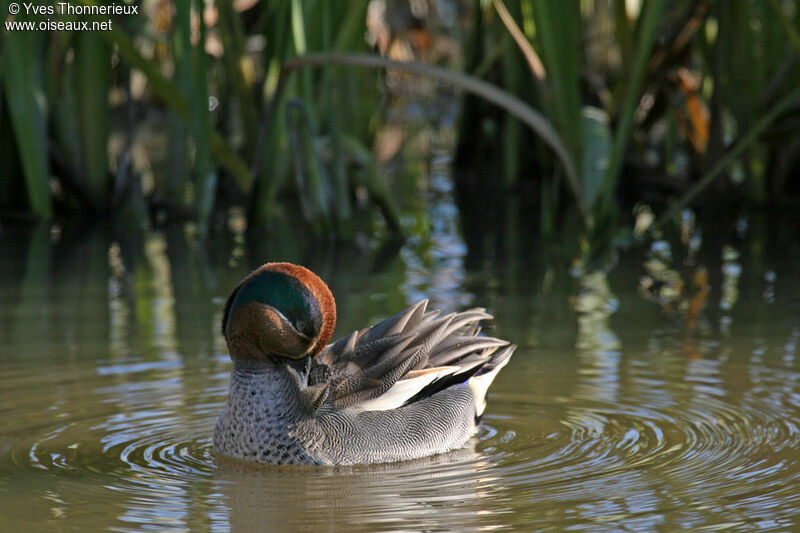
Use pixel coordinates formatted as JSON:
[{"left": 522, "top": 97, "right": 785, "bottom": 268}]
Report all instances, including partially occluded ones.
[{"left": 2, "top": 208, "right": 800, "bottom": 531}]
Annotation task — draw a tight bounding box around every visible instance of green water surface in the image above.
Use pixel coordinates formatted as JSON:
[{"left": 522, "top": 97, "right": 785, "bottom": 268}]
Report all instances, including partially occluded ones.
[{"left": 2, "top": 205, "right": 800, "bottom": 531}]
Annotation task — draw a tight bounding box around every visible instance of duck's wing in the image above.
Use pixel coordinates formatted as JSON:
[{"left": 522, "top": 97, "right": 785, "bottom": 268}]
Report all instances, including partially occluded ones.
[{"left": 313, "top": 300, "right": 513, "bottom": 410}]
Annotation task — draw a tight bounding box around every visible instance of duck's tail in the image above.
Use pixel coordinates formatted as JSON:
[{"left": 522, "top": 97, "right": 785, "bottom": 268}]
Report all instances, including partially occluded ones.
[{"left": 468, "top": 344, "right": 516, "bottom": 417}]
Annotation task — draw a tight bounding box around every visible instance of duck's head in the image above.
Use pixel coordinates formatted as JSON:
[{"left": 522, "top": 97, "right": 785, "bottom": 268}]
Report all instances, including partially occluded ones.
[{"left": 221, "top": 263, "right": 336, "bottom": 362}]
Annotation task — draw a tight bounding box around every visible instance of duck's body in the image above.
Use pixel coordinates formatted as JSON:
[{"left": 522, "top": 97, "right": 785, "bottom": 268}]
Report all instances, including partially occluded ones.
[{"left": 214, "top": 263, "right": 515, "bottom": 465}]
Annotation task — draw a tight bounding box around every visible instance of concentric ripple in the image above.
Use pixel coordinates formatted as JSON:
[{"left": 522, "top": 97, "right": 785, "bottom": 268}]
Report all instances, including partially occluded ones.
[
  {"left": 3, "top": 349, "right": 800, "bottom": 532},
  {"left": 470, "top": 355, "right": 800, "bottom": 531}
]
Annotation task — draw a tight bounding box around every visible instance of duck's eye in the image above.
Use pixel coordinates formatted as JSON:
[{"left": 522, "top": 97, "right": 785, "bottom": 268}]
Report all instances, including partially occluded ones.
[{"left": 293, "top": 319, "right": 318, "bottom": 338}]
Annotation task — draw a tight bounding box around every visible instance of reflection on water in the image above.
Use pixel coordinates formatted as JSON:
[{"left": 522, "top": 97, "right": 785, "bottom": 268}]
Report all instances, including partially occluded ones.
[
  {"left": 574, "top": 270, "right": 620, "bottom": 353},
  {"left": 2, "top": 203, "right": 800, "bottom": 530},
  {"left": 401, "top": 148, "right": 472, "bottom": 312},
  {"left": 216, "top": 448, "right": 502, "bottom": 532}
]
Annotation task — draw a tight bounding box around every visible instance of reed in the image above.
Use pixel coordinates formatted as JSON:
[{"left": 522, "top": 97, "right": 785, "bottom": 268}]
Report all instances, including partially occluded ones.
[
  {"left": 1, "top": 0, "right": 383, "bottom": 236},
  {"left": 1, "top": 0, "right": 798, "bottom": 259},
  {"left": 247, "top": 0, "right": 378, "bottom": 235},
  {"left": 2, "top": 27, "right": 51, "bottom": 218},
  {"left": 458, "top": 0, "right": 800, "bottom": 263}
]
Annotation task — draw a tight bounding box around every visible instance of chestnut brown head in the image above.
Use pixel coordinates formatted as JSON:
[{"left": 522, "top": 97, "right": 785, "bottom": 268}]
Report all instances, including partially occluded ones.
[{"left": 221, "top": 263, "right": 336, "bottom": 361}]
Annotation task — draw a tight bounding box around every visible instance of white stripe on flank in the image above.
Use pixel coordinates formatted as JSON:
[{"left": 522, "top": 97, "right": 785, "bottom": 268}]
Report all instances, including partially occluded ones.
[{"left": 353, "top": 366, "right": 460, "bottom": 412}]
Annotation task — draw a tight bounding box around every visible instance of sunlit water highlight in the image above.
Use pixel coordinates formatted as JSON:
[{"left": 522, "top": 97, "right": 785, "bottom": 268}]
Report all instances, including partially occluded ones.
[
  {"left": 3, "top": 334, "right": 800, "bottom": 531},
  {"left": 2, "top": 208, "right": 800, "bottom": 530}
]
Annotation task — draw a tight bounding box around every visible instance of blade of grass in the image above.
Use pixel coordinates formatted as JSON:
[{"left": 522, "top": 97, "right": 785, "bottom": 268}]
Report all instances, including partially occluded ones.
[
  {"left": 290, "top": 0, "right": 313, "bottom": 104},
  {"left": 249, "top": 3, "right": 294, "bottom": 227},
  {"left": 321, "top": 8, "right": 352, "bottom": 226},
  {"left": 333, "top": 0, "right": 370, "bottom": 52},
  {"left": 766, "top": 0, "right": 800, "bottom": 53},
  {"left": 614, "top": 1, "right": 634, "bottom": 72},
  {"left": 164, "top": 0, "right": 194, "bottom": 203},
  {"left": 1, "top": 30, "right": 52, "bottom": 219},
  {"left": 215, "top": 0, "right": 258, "bottom": 155},
  {"left": 527, "top": 0, "right": 582, "bottom": 173},
  {"left": 290, "top": 0, "right": 308, "bottom": 55},
  {"left": 492, "top": 0, "right": 546, "bottom": 81},
  {"left": 597, "top": 0, "right": 666, "bottom": 213},
  {"left": 0, "top": 103, "right": 27, "bottom": 210},
  {"left": 502, "top": 31, "right": 523, "bottom": 188},
  {"left": 580, "top": 106, "right": 611, "bottom": 210},
  {"left": 47, "top": 32, "right": 84, "bottom": 209},
  {"left": 722, "top": 1, "right": 762, "bottom": 131},
  {"left": 75, "top": 31, "right": 110, "bottom": 210},
  {"left": 286, "top": 99, "right": 331, "bottom": 231},
  {"left": 188, "top": 0, "right": 217, "bottom": 238}
]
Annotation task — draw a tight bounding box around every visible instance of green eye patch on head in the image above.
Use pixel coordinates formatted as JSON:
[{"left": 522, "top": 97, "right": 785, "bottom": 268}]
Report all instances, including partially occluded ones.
[{"left": 222, "top": 270, "right": 322, "bottom": 339}]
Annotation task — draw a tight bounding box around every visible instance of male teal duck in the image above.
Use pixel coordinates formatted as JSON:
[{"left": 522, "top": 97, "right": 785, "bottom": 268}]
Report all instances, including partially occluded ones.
[{"left": 214, "top": 262, "right": 515, "bottom": 465}]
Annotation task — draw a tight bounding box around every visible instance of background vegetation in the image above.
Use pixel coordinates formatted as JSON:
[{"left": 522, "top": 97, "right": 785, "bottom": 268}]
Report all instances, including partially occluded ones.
[{"left": 1, "top": 0, "right": 799, "bottom": 265}]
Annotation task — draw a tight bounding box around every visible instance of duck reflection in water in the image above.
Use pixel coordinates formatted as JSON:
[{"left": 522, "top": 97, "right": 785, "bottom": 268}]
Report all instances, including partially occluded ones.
[{"left": 214, "top": 445, "right": 504, "bottom": 531}]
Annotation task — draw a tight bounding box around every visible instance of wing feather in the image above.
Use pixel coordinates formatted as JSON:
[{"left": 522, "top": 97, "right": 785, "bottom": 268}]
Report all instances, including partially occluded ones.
[{"left": 312, "top": 300, "right": 513, "bottom": 410}]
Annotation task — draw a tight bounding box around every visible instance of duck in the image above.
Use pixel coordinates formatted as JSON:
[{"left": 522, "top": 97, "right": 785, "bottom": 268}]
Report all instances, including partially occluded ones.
[{"left": 214, "top": 262, "right": 515, "bottom": 465}]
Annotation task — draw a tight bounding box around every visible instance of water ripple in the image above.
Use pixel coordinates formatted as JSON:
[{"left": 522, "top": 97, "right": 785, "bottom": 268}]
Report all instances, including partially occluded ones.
[{"left": 3, "top": 352, "right": 800, "bottom": 531}]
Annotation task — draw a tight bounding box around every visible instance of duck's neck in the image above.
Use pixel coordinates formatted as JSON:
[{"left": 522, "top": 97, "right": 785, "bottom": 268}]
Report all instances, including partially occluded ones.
[
  {"left": 231, "top": 355, "right": 310, "bottom": 380},
  {"left": 231, "top": 356, "right": 277, "bottom": 375},
  {"left": 228, "top": 357, "right": 306, "bottom": 421}
]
